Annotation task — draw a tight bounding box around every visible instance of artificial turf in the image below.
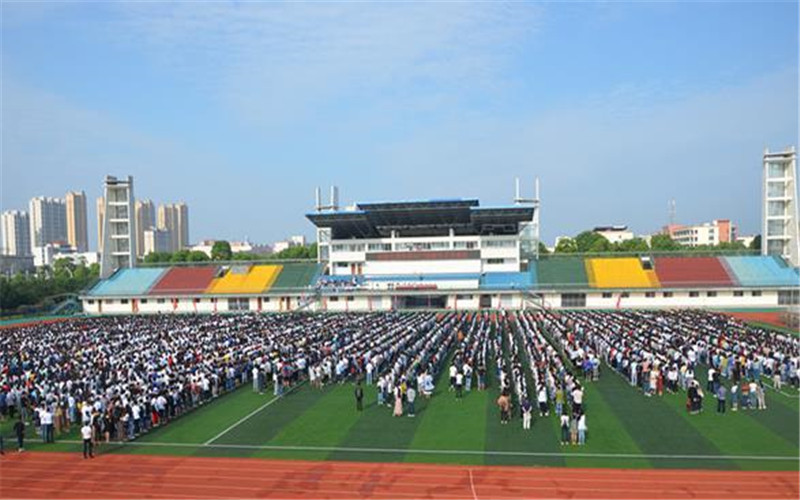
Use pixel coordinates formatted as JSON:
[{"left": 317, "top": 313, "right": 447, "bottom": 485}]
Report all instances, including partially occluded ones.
[{"left": 3, "top": 326, "right": 798, "bottom": 471}]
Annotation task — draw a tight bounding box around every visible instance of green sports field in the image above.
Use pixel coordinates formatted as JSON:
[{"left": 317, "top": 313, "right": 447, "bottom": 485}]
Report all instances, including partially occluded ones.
[{"left": 5, "top": 347, "right": 798, "bottom": 471}]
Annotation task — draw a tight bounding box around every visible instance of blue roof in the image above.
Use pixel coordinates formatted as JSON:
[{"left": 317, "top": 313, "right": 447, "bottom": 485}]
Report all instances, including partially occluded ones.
[
  {"left": 722, "top": 256, "right": 799, "bottom": 287},
  {"left": 89, "top": 268, "right": 168, "bottom": 296}
]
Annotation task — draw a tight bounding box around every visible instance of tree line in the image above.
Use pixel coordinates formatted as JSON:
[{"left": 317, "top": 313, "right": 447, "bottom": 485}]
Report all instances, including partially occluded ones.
[
  {"left": 141, "top": 241, "right": 318, "bottom": 264},
  {"left": 0, "top": 259, "right": 100, "bottom": 316},
  {"left": 546, "top": 231, "right": 760, "bottom": 254}
]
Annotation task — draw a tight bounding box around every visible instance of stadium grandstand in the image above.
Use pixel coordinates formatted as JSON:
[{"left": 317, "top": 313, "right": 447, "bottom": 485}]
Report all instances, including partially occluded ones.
[{"left": 81, "top": 196, "right": 800, "bottom": 315}]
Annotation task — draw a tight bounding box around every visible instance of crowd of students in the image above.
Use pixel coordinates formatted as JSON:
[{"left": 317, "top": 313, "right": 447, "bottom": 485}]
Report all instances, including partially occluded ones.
[{"left": 536, "top": 309, "right": 799, "bottom": 413}]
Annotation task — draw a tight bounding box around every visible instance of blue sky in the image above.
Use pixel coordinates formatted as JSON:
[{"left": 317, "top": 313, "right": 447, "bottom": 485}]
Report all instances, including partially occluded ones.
[{"left": 2, "top": 1, "right": 798, "bottom": 249}]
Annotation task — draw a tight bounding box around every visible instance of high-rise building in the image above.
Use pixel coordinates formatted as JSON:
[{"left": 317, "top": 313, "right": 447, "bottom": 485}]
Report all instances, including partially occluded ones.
[
  {"left": 157, "top": 202, "right": 189, "bottom": 252},
  {"left": 28, "top": 196, "right": 67, "bottom": 251},
  {"left": 143, "top": 228, "right": 171, "bottom": 255},
  {"left": 1, "top": 210, "right": 31, "bottom": 256},
  {"left": 65, "top": 191, "right": 88, "bottom": 252},
  {"left": 134, "top": 199, "right": 156, "bottom": 258},
  {"left": 100, "top": 175, "right": 136, "bottom": 278},
  {"left": 763, "top": 147, "right": 799, "bottom": 266}
]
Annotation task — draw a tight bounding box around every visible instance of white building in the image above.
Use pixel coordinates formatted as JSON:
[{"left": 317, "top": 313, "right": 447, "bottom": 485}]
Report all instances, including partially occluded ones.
[
  {"left": 143, "top": 228, "right": 171, "bottom": 255},
  {"left": 736, "top": 235, "right": 757, "bottom": 248},
  {"left": 763, "top": 147, "right": 799, "bottom": 266},
  {"left": 273, "top": 235, "right": 307, "bottom": 254},
  {"left": 189, "top": 239, "right": 268, "bottom": 257},
  {"left": 28, "top": 196, "right": 67, "bottom": 251},
  {"left": 66, "top": 191, "right": 88, "bottom": 252},
  {"left": 1, "top": 210, "right": 31, "bottom": 256},
  {"left": 593, "top": 225, "right": 634, "bottom": 244},
  {"left": 100, "top": 175, "right": 136, "bottom": 278},
  {"left": 667, "top": 219, "right": 735, "bottom": 247}
]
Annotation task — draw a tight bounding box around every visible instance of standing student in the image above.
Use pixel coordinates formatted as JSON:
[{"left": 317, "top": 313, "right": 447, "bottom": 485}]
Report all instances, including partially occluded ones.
[
  {"left": 497, "top": 392, "right": 511, "bottom": 424},
  {"left": 354, "top": 381, "right": 364, "bottom": 412},
  {"left": 455, "top": 371, "right": 464, "bottom": 400},
  {"left": 560, "top": 412, "right": 570, "bottom": 445},
  {"left": 521, "top": 397, "right": 532, "bottom": 430},
  {"left": 716, "top": 385, "right": 727, "bottom": 413},
  {"left": 406, "top": 386, "right": 416, "bottom": 417},
  {"left": 81, "top": 422, "right": 94, "bottom": 459},
  {"left": 14, "top": 417, "right": 25, "bottom": 452},
  {"left": 577, "top": 413, "right": 587, "bottom": 445},
  {"left": 393, "top": 386, "right": 403, "bottom": 417}
]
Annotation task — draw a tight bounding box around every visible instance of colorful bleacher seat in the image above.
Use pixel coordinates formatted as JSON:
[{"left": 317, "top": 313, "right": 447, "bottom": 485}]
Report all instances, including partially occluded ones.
[
  {"left": 586, "top": 258, "right": 660, "bottom": 289},
  {"left": 722, "top": 256, "right": 800, "bottom": 287},
  {"left": 653, "top": 257, "right": 734, "bottom": 288},
  {"left": 535, "top": 257, "right": 589, "bottom": 289},
  {"left": 89, "top": 268, "right": 167, "bottom": 296},
  {"left": 205, "top": 265, "right": 283, "bottom": 294},
  {"left": 149, "top": 266, "right": 219, "bottom": 295}
]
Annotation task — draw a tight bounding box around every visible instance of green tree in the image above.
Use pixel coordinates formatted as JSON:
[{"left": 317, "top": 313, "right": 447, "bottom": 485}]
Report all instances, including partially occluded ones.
[
  {"left": 538, "top": 241, "right": 550, "bottom": 255},
  {"left": 574, "top": 231, "right": 612, "bottom": 253},
  {"left": 188, "top": 251, "right": 211, "bottom": 262},
  {"left": 616, "top": 237, "right": 650, "bottom": 253},
  {"left": 554, "top": 237, "right": 578, "bottom": 253},
  {"left": 170, "top": 250, "right": 191, "bottom": 263},
  {"left": 211, "top": 240, "right": 233, "bottom": 261},
  {"left": 650, "top": 234, "right": 681, "bottom": 251},
  {"left": 749, "top": 235, "right": 761, "bottom": 251}
]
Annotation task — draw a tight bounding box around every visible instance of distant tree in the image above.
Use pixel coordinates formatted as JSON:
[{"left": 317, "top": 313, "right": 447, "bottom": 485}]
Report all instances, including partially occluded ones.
[
  {"left": 554, "top": 237, "right": 578, "bottom": 253},
  {"left": 170, "top": 250, "right": 191, "bottom": 263},
  {"left": 615, "top": 238, "right": 650, "bottom": 253},
  {"left": 574, "top": 231, "right": 612, "bottom": 253},
  {"left": 211, "top": 240, "right": 233, "bottom": 261},
  {"left": 538, "top": 242, "right": 550, "bottom": 255},
  {"left": 650, "top": 234, "right": 681, "bottom": 251},
  {"left": 188, "top": 251, "right": 211, "bottom": 262},
  {"left": 750, "top": 235, "right": 762, "bottom": 251}
]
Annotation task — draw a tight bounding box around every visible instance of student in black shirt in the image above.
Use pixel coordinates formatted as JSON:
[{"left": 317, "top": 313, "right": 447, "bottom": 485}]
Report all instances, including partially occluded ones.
[
  {"left": 354, "top": 381, "right": 364, "bottom": 411},
  {"left": 13, "top": 417, "right": 25, "bottom": 452}
]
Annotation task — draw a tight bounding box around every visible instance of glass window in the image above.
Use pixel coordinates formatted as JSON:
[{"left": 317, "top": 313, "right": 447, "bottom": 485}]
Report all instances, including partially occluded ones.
[
  {"left": 689, "top": 291, "right": 699, "bottom": 298},
  {"left": 645, "top": 292, "right": 655, "bottom": 298},
  {"left": 751, "top": 290, "right": 762, "bottom": 297},
  {"left": 602, "top": 292, "right": 613, "bottom": 298},
  {"left": 662, "top": 292, "right": 673, "bottom": 298},
  {"left": 706, "top": 291, "right": 717, "bottom": 297},
  {"left": 768, "top": 163, "right": 787, "bottom": 178},
  {"left": 768, "top": 200, "right": 787, "bottom": 216},
  {"left": 733, "top": 291, "right": 744, "bottom": 297},
  {"left": 767, "top": 182, "right": 786, "bottom": 197},
  {"left": 767, "top": 220, "right": 785, "bottom": 236}
]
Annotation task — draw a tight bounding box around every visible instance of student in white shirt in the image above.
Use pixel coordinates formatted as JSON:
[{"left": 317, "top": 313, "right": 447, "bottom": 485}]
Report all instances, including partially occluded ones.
[{"left": 81, "top": 423, "right": 94, "bottom": 459}]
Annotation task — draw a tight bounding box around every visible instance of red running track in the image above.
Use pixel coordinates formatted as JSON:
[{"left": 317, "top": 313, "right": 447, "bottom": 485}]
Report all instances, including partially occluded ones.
[{"left": 1, "top": 452, "right": 798, "bottom": 499}]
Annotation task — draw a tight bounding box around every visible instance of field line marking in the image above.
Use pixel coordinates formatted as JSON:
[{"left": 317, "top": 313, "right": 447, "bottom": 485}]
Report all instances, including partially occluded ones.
[
  {"left": 57, "top": 439, "right": 799, "bottom": 461},
  {"left": 468, "top": 469, "right": 478, "bottom": 500},
  {"left": 204, "top": 381, "right": 305, "bottom": 445}
]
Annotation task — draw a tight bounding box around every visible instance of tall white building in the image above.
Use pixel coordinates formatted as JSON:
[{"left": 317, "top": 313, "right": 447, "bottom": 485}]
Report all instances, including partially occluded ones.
[
  {"left": 1, "top": 210, "right": 31, "bottom": 256},
  {"left": 763, "top": 147, "right": 799, "bottom": 266},
  {"left": 66, "top": 191, "right": 88, "bottom": 252},
  {"left": 135, "top": 199, "right": 156, "bottom": 258},
  {"left": 28, "top": 196, "right": 67, "bottom": 251},
  {"left": 157, "top": 202, "right": 189, "bottom": 252},
  {"left": 100, "top": 175, "right": 136, "bottom": 278}
]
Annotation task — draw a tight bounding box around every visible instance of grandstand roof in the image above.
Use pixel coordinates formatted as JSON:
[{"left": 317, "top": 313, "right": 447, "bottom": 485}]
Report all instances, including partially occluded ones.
[{"left": 307, "top": 199, "right": 534, "bottom": 238}]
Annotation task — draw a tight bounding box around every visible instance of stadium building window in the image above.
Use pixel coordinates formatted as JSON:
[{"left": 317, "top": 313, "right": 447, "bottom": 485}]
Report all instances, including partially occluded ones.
[
  {"left": 602, "top": 292, "right": 613, "bottom": 298},
  {"left": 194, "top": 298, "right": 201, "bottom": 303},
  {"left": 751, "top": 290, "right": 762, "bottom": 297},
  {"left": 620, "top": 292, "right": 630, "bottom": 298},
  {"left": 456, "top": 294, "right": 473, "bottom": 300},
  {"left": 662, "top": 292, "right": 673, "bottom": 298},
  {"left": 483, "top": 239, "right": 516, "bottom": 248},
  {"left": 706, "top": 291, "right": 717, "bottom": 297},
  {"left": 645, "top": 292, "right": 655, "bottom": 298},
  {"left": 689, "top": 291, "right": 699, "bottom": 298},
  {"left": 87, "top": 300, "right": 95, "bottom": 304},
  {"left": 560, "top": 293, "right": 586, "bottom": 308},
  {"left": 156, "top": 298, "right": 166, "bottom": 304},
  {"left": 263, "top": 297, "right": 270, "bottom": 302},
  {"left": 778, "top": 290, "right": 800, "bottom": 305},
  {"left": 733, "top": 291, "right": 744, "bottom": 297},
  {"left": 121, "top": 299, "right": 129, "bottom": 304},
  {"left": 487, "top": 258, "right": 505, "bottom": 265},
  {"left": 346, "top": 296, "right": 355, "bottom": 301},
  {"left": 140, "top": 299, "right": 148, "bottom": 304},
  {"left": 329, "top": 296, "right": 339, "bottom": 302}
]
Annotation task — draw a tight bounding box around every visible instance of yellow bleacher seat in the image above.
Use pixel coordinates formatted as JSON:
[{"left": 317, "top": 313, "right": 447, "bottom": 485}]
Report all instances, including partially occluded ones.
[
  {"left": 585, "top": 258, "right": 660, "bottom": 288},
  {"left": 205, "top": 265, "right": 283, "bottom": 294}
]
